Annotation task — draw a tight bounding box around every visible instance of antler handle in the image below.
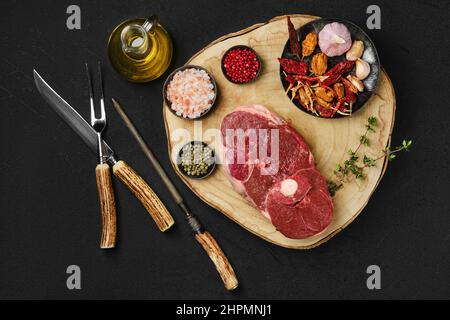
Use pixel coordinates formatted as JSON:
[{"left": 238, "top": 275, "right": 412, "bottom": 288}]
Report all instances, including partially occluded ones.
[
  {"left": 95, "top": 164, "right": 117, "bottom": 249},
  {"left": 112, "top": 160, "right": 174, "bottom": 232},
  {"left": 195, "top": 230, "right": 238, "bottom": 291}
]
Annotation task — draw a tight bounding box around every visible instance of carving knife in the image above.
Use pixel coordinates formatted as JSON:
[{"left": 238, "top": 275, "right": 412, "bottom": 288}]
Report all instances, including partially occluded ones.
[
  {"left": 33, "top": 69, "right": 175, "bottom": 232},
  {"left": 111, "top": 98, "right": 238, "bottom": 291}
]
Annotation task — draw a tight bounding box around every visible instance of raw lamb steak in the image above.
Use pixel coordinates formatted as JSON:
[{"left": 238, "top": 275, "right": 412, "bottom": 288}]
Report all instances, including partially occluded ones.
[{"left": 220, "top": 105, "right": 333, "bottom": 239}]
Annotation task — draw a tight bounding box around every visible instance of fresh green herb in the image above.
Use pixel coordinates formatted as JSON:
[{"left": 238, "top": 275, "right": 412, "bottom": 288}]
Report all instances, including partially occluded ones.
[
  {"left": 327, "top": 117, "right": 412, "bottom": 196},
  {"left": 360, "top": 135, "right": 370, "bottom": 146},
  {"left": 327, "top": 181, "right": 343, "bottom": 197},
  {"left": 367, "top": 116, "right": 377, "bottom": 130},
  {"left": 363, "top": 155, "right": 376, "bottom": 167},
  {"left": 385, "top": 139, "right": 413, "bottom": 161}
]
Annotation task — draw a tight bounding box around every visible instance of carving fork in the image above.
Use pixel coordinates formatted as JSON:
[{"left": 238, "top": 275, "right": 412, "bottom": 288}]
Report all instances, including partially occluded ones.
[{"left": 86, "top": 62, "right": 117, "bottom": 249}]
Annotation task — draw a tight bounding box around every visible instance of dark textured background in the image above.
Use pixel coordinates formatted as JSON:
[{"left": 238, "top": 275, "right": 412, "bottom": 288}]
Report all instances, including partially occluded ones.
[{"left": 0, "top": 0, "right": 448, "bottom": 300}]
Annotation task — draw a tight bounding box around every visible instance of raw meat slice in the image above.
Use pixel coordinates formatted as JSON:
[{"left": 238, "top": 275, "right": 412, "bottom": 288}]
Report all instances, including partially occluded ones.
[
  {"left": 220, "top": 105, "right": 333, "bottom": 239},
  {"left": 266, "top": 169, "right": 333, "bottom": 239}
]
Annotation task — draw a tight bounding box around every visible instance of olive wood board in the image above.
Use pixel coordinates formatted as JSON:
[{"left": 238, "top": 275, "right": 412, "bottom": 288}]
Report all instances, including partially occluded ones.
[{"left": 163, "top": 14, "right": 396, "bottom": 249}]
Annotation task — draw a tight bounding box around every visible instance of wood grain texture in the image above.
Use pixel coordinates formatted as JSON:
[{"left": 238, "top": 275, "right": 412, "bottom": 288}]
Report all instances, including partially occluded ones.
[
  {"left": 95, "top": 163, "right": 117, "bottom": 249},
  {"left": 195, "top": 231, "right": 238, "bottom": 290},
  {"left": 112, "top": 160, "right": 175, "bottom": 232},
  {"left": 163, "top": 14, "right": 396, "bottom": 249}
]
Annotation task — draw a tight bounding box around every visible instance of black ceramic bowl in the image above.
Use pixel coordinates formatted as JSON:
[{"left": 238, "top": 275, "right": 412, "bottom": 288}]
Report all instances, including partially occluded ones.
[
  {"left": 163, "top": 65, "right": 218, "bottom": 120},
  {"left": 177, "top": 141, "right": 216, "bottom": 180},
  {"left": 279, "top": 17, "right": 380, "bottom": 118},
  {"left": 221, "top": 45, "right": 262, "bottom": 84}
]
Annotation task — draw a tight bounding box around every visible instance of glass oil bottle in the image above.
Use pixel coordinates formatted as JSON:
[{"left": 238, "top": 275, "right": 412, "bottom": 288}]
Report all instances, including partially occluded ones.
[{"left": 108, "top": 15, "right": 173, "bottom": 82}]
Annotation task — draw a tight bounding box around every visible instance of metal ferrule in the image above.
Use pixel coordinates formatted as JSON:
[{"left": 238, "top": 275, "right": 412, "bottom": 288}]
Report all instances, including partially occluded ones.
[
  {"left": 186, "top": 214, "right": 204, "bottom": 234},
  {"left": 179, "top": 202, "right": 204, "bottom": 234},
  {"left": 106, "top": 154, "right": 118, "bottom": 166}
]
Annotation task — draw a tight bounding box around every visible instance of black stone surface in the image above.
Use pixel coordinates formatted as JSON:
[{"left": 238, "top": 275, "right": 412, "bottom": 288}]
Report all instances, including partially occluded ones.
[{"left": 0, "top": 0, "right": 448, "bottom": 299}]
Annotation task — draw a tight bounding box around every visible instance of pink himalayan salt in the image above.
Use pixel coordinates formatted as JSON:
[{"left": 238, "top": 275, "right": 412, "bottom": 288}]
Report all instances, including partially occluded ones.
[{"left": 167, "top": 68, "right": 215, "bottom": 119}]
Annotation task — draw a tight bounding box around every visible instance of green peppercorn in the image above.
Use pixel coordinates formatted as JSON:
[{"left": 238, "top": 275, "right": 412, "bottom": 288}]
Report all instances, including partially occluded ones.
[{"left": 180, "top": 143, "right": 215, "bottom": 178}]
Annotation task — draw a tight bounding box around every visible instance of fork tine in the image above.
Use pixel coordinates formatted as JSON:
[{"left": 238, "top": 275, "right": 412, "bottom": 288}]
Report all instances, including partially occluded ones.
[
  {"left": 85, "top": 63, "right": 96, "bottom": 126},
  {"left": 97, "top": 61, "right": 106, "bottom": 121}
]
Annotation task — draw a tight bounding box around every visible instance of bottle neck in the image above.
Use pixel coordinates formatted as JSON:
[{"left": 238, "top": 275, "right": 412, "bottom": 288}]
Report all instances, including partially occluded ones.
[{"left": 120, "top": 24, "right": 151, "bottom": 60}]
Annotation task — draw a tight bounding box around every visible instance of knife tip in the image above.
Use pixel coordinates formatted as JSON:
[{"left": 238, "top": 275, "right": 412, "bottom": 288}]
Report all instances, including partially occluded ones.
[{"left": 32, "top": 69, "right": 42, "bottom": 87}]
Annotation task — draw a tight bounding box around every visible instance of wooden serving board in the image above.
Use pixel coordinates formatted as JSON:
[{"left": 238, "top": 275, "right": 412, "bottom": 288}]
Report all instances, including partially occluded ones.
[{"left": 163, "top": 14, "right": 396, "bottom": 249}]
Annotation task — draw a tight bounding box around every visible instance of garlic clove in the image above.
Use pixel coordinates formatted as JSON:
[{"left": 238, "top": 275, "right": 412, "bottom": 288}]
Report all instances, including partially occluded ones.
[
  {"left": 346, "top": 40, "right": 364, "bottom": 61},
  {"left": 331, "top": 34, "right": 346, "bottom": 44},
  {"left": 355, "top": 59, "right": 371, "bottom": 80},
  {"left": 346, "top": 75, "right": 365, "bottom": 92}
]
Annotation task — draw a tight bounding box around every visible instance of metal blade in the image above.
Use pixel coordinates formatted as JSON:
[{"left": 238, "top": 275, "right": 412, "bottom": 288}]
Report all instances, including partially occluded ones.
[{"left": 33, "top": 69, "right": 116, "bottom": 163}]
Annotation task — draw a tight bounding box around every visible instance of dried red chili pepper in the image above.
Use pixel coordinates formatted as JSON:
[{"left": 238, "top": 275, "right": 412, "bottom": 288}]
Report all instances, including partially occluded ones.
[
  {"left": 291, "top": 75, "right": 322, "bottom": 86},
  {"left": 325, "top": 60, "right": 355, "bottom": 77},
  {"left": 334, "top": 97, "right": 348, "bottom": 113},
  {"left": 321, "top": 73, "right": 342, "bottom": 87},
  {"left": 285, "top": 74, "right": 297, "bottom": 84},
  {"left": 342, "top": 78, "right": 357, "bottom": 103},
  {"left": 278, "top": 58, "right": 308, "bottom": 75},
  {"left": 287, "top": 16, "right": 301, "bottom": 58},
  {"left": 314, "top": 103, "right": 334, "bottom": 118},
  {"left": 321, "top": 60, "right": 355, "bottom": 87}
]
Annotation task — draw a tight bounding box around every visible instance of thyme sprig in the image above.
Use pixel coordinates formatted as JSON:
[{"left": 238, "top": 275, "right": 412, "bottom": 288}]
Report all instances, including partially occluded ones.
[{"left": 327, "top": 116, "right": 412, "bottom": 196}]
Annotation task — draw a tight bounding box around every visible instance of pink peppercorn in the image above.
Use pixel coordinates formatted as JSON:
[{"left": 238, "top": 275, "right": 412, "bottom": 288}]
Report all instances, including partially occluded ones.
[{"left": 222, "top": 46, "right": 261, "bottom": 83}]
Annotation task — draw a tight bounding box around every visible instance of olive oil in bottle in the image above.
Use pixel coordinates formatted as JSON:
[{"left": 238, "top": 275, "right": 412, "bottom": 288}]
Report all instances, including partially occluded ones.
[{"left": 108, "top": 15, "right": 173, "bottom": 82}]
